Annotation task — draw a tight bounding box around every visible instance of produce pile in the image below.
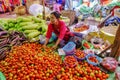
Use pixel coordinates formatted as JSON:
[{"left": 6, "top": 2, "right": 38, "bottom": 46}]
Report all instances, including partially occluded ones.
[
  {"left": 0, "top": 43, "right": 62, "bottom": 80},
  {"left": 73, "top": 24, "right": 89, "bottom": 33},
  {"left": 74, "top": 50, "right": 86, "bottom": 60},
  {"left": 56, "top": 61, "right": 109, "bottom": 80},
  {"left": 0, "top": 16, "right": 47, "bottom": 42},
  {"left": 0, "top": 42, "right": 109, "bottom": 80},
  {"left": 0, "top": 27, "right": 27, "bottom": 60}
]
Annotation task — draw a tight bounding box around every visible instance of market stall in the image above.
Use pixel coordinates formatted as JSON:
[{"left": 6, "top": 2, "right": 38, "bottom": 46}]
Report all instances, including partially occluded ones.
[{"left": 0, "top": 0, "right": 120, "bottom": 80}]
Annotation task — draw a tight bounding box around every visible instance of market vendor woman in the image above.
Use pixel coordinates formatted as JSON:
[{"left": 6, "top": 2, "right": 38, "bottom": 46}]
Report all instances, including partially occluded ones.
[{"left": 43, "top": 11, "right": 75, "bottom": 49}]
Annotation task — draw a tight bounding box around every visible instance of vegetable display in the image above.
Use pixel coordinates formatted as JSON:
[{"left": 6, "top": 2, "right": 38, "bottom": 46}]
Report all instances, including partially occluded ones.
[
  {"left": 73, "top": 25, "right": 89, "bottom": 32},
  {"left": 0, "top": 27, "right": 27, "bottom": 60},
  {"left": 0, "top": 43, "right": 62, "bottom": 80},
  {"left": 56, "top": 61, "right": 109, "bottom": 80},
  {"left": 74, "top": 50, "right": 86, "bottom": 61},
  {"left": 64, "top": 56, "right": 78, "bottom": 68},
  {"left": 0, "top": 42, "right": 110, "bottom": 80},
  {"left": 0, "top": 16, "right": 111, "bottom": 80},
  {"left": 0, "top": 16, "right": 47, "bottom": 42}
]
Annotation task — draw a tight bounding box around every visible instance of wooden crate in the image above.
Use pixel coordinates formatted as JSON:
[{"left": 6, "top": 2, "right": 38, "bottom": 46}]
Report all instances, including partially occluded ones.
[{"left": 61, "top": 10, "right": 76, "bottom": 26}]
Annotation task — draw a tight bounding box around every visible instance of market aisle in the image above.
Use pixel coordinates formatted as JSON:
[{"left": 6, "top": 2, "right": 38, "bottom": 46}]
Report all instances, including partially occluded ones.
[{"left": 0, "top": 13, "right": 16, "bottom": 18}]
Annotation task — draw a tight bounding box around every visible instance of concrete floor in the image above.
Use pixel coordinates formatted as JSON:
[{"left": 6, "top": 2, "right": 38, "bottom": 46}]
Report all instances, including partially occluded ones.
[{"left": 0, "top": 12, "right": 31, "bottom": 18}]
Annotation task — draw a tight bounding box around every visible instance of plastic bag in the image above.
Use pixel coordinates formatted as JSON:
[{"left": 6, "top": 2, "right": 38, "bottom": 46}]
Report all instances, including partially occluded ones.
[
  {"left": 88, "top": 25, "right": 99, "bottom": 32},
  {"left": 101, "top": 57, "right": 118, "bottom": 72},
  {"left": 39, "top": 35, "right": 46, "bottom": 44},
  {"left": 115, "top": 66, "right": 120, "bottom": 80},
  {"left": 69, "top": 36, "right": 82, "bottom": 48},
  {"left": 115, "top": 71, "right": 120, "bottom": 80},
  {"left": 29, "top": 4, "right": 50, "bottom": 16}
]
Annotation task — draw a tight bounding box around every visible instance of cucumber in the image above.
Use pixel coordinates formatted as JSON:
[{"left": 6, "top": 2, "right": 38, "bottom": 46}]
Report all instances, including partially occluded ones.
[
  {"left": 27, "top": 31, "right": 40, "bottom": 39},
  {"left": 22, "top": 24, "right": 39, "bottom": 30},
  {"left": 24, "top": 30, "right": 38, "bottom": 34}
]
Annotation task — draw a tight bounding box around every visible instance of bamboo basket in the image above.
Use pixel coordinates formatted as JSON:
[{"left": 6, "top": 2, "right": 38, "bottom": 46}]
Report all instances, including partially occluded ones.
[
  {"left": 114, "top": 8, "right": 120, "bottom": 18},
  {"left": 14, "top": 6, "right": 26, "bottom": 15},
  {"left": 99, "top": 26, "right": 118, "bottom": 44},
  {"left": 61, "top": 10, "right": 76, "bottom": 26}
]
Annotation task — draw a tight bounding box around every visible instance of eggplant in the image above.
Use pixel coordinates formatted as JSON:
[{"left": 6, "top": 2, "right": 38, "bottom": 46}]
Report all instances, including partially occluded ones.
[
  {"left": 9, "top": 35, "right": 19, "bottom": 42},
  {"left": 10, "top": 31, "right": 20, "bottom": 36},
  {"left": 0, "top": 31, "right": 8, "bottom": 36},
  {"left": 0, "top": 47, "right": 9, "bottom": 60},
  {"left": 0, "top": 48, "right": 6, "bottom": 55},
  {"left": 19, "top": 36, "right": 27, "bottom": 42},
  {"left": 0, "top": 44, "right": 10, "bottom": 49},
  {"left": 12, "top": 36, "right": 20, "bottom": 42},
  {"left": 10, "top": 36, "right": 20, "bottom": 46},
  {"left": 0, "top": 34, "right": 9, "bottom": 39},
  {"left": 0, "top": 27, "right": 4, "bottom": 31},
  {"left": 0, "top": 37, "right": 8, "bottom": 42},
  {"left": 11, "top": 40, "right": 21, "bottom": 46},
  {"left": 13, "top": 41, "right": 21, "bottom": 46},
  {"left": 0, "top": 51, "right": 7, "bottom": 60},
  {"left": 0, "top": 38, "right": 10, "bottom": 46},
  {"left": 0, "top": 46, "right": 11, "bottom": 52}
]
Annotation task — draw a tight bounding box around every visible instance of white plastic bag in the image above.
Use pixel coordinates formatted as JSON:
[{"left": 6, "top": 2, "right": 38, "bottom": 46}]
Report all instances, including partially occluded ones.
[
  {"left": 115, "top": 66, "right": 120, "bottom": 80},
  {"left": 101, "top": 57, "right": 118, "bottom": 72},
  {"left": 39, "top": 35, "right": 46, "bottom": 44},
  {"left": 88, "top": 25, "right": 99, "bottom": 32},
  {"left": 29, "top": 4, "right": 50, "bottom": 16}
]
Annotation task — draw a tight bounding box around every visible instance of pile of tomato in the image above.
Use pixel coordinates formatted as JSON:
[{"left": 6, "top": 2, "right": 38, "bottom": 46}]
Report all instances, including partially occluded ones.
[
  {"left": 75, "top": 50, "right": 86, "bottom": 59},
  {"left": 0, "top": 42, "right": 109, "bottom": 80},
  {"left": 73, "top": 25, "right": 89, "bottom": 32},
  {"left": 83, "top": 42, "right": 91, "bottom": 49},
  {"left": 64, "top": 56, "right": 78, "bottom": 68},
  {"left": 88, "top": 56, "right": 99, "bottom": 63},
  {"left": 56, "top": 61, "right": 109, "bottom": 80},
  {"left": 0, "top": 43, "right": 62, "bottom": 80}
]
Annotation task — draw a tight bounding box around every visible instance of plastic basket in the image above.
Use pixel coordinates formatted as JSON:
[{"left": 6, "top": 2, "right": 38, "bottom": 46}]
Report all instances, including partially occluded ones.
[
  {"left": 74, "top": 50, "right": 87, "bottom": 61},
  {"left": 64, "top": 55, "right": 78, "bottom": 68},
  {"left": 82, "top": 40, "right": 94, "bottom": 49},
  {"left": 62, "top": 42, "right": 76, "bottom": 55},
  {"left": 0, "top": 72, "right": 6, "bottom": 80},
  {"left": 86, "top": 54, "right": 102, "bottom": 66}
]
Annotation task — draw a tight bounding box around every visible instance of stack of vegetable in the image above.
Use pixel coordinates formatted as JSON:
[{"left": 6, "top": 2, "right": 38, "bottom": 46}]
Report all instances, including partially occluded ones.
[
  {"left": 0, "top": 16, "right": 47, "bottom": 42},
  {"left": 0, "top": 43, "right": 62, "bottom": 80},
  {"left": 0, "top": 27, "right": 27, "bottom": 60}
]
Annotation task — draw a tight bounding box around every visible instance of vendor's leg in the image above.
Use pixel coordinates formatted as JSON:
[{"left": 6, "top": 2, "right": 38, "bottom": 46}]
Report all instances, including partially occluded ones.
[
  {"left": 59, "top": 40, "right": 66, "bottom": 48},
  {"left": 72, "top": 32, "right": 83, "bottom": 38},
  {"left": 49, "top": 32, "right": 57, "bottom": 43}
]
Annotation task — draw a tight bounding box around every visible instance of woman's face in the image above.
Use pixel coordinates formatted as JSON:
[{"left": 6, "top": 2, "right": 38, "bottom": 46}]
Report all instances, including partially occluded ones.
[{"left": 50, "top": 14, "right": 58, "bottom": 25}]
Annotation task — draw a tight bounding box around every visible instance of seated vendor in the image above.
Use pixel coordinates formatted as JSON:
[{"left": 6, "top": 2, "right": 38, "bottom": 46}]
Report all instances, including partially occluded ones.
[
  {"left": 43, "top": 11, "right": 75, "bottom": 49},
  {"left": 44, "top": 12, "right": 74, "bottom": 48}
]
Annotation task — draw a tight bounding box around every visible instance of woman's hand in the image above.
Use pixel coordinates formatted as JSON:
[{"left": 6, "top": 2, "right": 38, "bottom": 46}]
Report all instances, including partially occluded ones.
[
  {"left": 43, "top": 38, "right": 49, "bottom": 48},
  {"left": 43, "top": 44, "right": 47, "bottom": 49},
  {"left": 52, "top": 38, "right": 61, "bottom": 49},
  {"left": 52, "top": 45, "right": 57, "bottom": 49}
]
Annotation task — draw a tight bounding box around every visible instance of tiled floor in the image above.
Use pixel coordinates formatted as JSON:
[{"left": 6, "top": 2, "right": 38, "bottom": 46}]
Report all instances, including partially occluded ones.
[
  {"left": 0, "top": 12, "right": 17, "bottom": 18},
  {"left": 0, "top": 12, "right": 31, "bottom": 18}
]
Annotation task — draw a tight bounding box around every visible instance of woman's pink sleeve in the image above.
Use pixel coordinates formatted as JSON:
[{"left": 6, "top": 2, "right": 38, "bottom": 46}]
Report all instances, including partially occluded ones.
[
  {"left": 46, "top": 24, "right": 52, "bottom": 39},
  {"left": 58, "top": 22, "right": 67, "bottom": 40}
]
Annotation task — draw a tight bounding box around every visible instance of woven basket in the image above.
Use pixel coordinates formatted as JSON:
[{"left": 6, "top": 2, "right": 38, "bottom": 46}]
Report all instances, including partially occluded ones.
[
  {"left": 114, "top": 8, "right": 120, "bottom": 18},
  {"left": 61, "top": 10, "right": 76, "bottom": 26},
  {"left": 100, "top": 26, "right": 118, "bottom": 44},
  {"left": 14, "top": 6, "right": 26, "bottom": 15}
]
